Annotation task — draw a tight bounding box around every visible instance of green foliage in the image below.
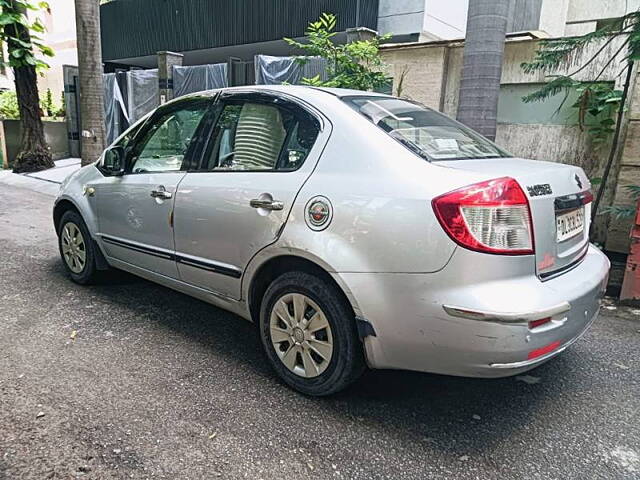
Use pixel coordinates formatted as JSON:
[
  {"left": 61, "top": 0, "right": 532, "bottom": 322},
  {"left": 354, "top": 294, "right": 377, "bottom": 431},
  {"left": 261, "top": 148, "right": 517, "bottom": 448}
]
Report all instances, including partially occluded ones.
[
  {"left": 0, "top": 0, "right": 54, "bottom": 72},
  {"left": 40, "top": 86, "right": 52, "bottom": 115},
  {"left": 56, "top": 89, "right": 64, "bottom": 117},
  {"left": 521, "top": 11, "right": 640, "bottom": 147},
  {"left": 600, "top": 185, "right": 640, "bottom": 218},
  {"left": 0, "top": 88, "right": 19, "bottom": 118},
  {"left": 284, "top": 13, "right": 392, "bottom": 92}
]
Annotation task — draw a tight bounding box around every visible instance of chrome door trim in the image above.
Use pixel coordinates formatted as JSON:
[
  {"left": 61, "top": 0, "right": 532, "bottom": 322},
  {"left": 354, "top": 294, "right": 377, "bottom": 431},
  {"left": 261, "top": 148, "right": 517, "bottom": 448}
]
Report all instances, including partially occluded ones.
[
  {"left": 101, "top": 234, "right": 175, "bottom": 261},
  {"left": 176, "top": 252, "right": 242, "bottom": 279},
  {"left": 249, "top": 198, "right": 284, "bottom": 211},
  {"left": 99, "top": 234, "right": 242, "bottom": 279},
  {"left": 150, "top": 186, "right": 173, "bottom": 199}
]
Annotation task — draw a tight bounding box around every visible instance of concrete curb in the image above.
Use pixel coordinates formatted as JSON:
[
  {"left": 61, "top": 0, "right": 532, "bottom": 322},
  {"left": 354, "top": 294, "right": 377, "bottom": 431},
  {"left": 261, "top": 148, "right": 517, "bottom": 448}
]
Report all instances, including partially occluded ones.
[
  {"left": 0, "top": 170, "right": 60, "bottom": 197},
  {"left": 0, "top": 158, "right": 81, "bottom": 198}
]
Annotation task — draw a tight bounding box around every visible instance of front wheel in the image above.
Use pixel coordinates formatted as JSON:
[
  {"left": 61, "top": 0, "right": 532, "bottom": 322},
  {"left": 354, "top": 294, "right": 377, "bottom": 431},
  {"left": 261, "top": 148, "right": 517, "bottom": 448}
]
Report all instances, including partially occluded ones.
[
  {"left": 57, "top": 210, "right": 100, "bottom": 285},
  {"left": 259, "top": 271, "right": 366, "bottom": 396}
]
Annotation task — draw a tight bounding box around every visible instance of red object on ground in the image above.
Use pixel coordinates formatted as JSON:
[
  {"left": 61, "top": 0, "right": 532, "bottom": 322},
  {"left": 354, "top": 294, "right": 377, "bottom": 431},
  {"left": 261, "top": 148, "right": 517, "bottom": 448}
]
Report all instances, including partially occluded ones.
[{"left": 620, "top": 199, "right": 640, "bottom": 301}]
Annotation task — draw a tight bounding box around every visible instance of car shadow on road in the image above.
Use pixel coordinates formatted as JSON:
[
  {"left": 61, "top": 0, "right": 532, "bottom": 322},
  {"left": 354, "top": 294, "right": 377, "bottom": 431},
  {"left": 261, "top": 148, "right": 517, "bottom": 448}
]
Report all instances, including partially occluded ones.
[{"left": 51, "top": 261, "right": 583, "bottom": 457}]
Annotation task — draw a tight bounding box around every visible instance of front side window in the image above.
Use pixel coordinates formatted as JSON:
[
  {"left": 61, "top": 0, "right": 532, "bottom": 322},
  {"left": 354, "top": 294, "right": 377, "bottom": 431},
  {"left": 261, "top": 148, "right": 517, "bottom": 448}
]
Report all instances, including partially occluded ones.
[
  {"left": 203, "top": 99, "right": 320, "bottom": 171},
  {"left": 343, "top": 96, "right": 510, "bottom": 161},
  {"left": 129, "top": 103, "right": 209, "bottom": 173}
]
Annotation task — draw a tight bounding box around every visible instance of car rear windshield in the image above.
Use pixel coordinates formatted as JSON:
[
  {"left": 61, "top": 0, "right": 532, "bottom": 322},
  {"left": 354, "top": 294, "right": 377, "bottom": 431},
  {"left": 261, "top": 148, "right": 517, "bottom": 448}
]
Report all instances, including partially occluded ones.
[{"left": 342, "top": 96, "right": 510, "bottom": 161}]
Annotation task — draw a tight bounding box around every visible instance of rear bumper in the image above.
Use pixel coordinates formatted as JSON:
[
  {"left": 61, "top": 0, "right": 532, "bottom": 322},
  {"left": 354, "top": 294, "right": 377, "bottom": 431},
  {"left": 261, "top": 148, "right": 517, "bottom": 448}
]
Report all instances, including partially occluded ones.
[{"left": 336, "top": 244, "right": 609, "bottom": 377}]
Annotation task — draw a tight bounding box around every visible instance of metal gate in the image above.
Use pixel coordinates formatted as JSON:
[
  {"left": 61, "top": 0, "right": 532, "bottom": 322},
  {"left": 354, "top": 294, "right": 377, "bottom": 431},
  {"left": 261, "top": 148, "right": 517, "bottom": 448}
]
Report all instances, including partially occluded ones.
[{"left": 63, "top": 65, "right": 81, "bottom": 157}]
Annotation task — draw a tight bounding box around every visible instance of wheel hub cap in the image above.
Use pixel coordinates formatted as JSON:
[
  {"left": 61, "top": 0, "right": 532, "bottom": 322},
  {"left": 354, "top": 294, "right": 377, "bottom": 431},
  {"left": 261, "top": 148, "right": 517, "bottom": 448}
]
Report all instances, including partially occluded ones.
[
  {"left": 269, "top": 293, "right": 334, "bottom": 378},
  {"left": 292, "top": 327, "right": 305, "bottom": 344},
  {"left": 61, "top": 222, "right": 86, "bottom": 274}
]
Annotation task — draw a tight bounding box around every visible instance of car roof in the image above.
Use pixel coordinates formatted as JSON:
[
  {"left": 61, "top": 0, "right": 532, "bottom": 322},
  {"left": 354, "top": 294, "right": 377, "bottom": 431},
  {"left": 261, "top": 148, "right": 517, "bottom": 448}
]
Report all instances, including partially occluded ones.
[{"left": 175, "top": 84, "right": 393, "bottom": 103}]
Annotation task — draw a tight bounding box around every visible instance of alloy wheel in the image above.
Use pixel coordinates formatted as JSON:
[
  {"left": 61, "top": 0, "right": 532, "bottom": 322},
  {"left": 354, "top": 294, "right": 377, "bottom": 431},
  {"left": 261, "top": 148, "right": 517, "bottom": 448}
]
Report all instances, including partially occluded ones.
[
  {"left": 269, "top": 293, "right": 334, "bottom": 378},
  {"left": 61, "top": 222, "right": 86, "bottom": 274}
]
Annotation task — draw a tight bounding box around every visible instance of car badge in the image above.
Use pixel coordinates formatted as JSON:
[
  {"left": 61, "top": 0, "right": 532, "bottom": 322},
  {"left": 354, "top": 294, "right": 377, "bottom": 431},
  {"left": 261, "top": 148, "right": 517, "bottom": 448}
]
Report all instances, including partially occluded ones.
[
  {"left": 526, "top": 184, "right": 553, "bottom": 197},
  {"left": 575, "top": 174, "right": 583, "bottom": 190},
  {"left": 305, "top": 196, "right": 333, "bottom": 231}
]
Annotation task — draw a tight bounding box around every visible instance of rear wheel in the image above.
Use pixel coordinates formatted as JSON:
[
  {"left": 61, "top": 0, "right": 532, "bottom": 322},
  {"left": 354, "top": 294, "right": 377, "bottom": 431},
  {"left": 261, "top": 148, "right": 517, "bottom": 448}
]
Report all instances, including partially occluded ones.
[
  {"left": 57, "top": 210, "right": 99, "bottom": 285},
  {"left": 259, "top": 271, "right": 366, "bottom": 396}
]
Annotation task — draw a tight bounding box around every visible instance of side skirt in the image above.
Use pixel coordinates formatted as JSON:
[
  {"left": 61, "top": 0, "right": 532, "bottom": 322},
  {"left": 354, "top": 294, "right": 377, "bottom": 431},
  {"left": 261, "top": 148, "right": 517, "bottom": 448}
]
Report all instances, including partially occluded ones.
[{"left": 106, "top": 256, "right": 252, "bottom": 322}]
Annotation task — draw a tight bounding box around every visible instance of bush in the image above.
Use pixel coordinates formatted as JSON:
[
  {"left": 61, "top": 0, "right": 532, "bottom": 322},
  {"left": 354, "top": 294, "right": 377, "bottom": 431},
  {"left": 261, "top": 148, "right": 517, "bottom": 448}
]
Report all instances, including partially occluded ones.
[{"left": 0, "top": 90, "right": 20, "bottom": 119}]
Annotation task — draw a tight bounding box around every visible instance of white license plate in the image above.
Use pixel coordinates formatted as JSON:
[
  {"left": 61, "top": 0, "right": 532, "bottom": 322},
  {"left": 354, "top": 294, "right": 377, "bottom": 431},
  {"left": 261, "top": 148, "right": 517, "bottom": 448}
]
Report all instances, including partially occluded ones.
[{"left": 556, "top": 208, "right": 584, "bottom": 242}]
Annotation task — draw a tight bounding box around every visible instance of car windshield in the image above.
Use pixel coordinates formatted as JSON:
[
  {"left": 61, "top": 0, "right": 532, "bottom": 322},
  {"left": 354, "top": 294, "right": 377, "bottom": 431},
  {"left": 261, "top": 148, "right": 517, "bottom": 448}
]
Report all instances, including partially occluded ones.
[{"left": 342, "top": 96, "right": 510, "bottom": 161}]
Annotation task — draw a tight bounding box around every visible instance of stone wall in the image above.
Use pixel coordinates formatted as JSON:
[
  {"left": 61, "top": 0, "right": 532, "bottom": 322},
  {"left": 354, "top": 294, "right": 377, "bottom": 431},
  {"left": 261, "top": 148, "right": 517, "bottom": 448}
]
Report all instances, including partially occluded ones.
[{"left": 0, "top": 119, "right": 69, "bottom": 168}]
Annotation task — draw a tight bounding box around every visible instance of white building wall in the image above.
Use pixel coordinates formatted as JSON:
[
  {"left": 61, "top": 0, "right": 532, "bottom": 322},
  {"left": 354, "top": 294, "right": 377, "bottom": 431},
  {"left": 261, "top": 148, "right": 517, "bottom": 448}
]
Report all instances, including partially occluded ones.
[
  {"left": 30, "top": 0, "right": 77, "bottom": 99},
  {"left": 423, "top": 0, "right": 468, "bottom": 40},
  {"left": 566, "top": 0, "right": 640, "bottom": 24},
  {"left": 378, "top": 0, "right": 426, "bottom": 37}
]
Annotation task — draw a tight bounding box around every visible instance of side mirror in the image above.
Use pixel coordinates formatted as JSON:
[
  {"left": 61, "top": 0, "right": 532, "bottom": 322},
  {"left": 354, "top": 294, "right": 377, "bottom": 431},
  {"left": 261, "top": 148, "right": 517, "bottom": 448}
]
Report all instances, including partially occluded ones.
[{"left": 103, "top": 146, "right": 126, "bottom": 176}]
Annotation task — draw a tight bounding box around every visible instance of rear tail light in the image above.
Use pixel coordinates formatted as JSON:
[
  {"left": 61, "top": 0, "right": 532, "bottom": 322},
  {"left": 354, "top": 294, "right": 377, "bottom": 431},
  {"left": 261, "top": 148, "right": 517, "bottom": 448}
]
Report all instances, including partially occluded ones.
[{"left": 432, "top": 177, "right": 534, "bottom": 255}]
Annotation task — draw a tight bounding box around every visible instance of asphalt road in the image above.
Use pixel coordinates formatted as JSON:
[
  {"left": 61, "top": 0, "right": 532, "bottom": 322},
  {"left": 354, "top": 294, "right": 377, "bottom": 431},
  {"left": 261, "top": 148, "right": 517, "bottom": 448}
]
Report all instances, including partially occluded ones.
[{"left": 1, "top": 182, "right": 639, "bottom": 480}]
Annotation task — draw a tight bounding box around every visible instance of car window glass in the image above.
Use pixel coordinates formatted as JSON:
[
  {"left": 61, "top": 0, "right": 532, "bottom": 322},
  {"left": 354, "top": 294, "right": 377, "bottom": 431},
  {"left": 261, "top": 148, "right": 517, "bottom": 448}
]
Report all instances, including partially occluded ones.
[
  {"left": 130, "top": 104, "right": 208, "bottom": 173},
  {"left": 115, "top": 121, "right": 144, "bottom": 149},
  {"left": 205, "top": 100, "right": 319, "bottom": 171},
  {"left": 343, "top": 96, "right": 510, "bottom": 161}
]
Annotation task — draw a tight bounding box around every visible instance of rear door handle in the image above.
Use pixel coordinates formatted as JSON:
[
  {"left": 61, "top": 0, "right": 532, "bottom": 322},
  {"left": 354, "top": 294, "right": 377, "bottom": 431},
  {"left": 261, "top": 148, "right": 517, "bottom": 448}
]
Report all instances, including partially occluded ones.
[
  {"left": 150, "top": 186, "right": 173, "bottom": 200},
  {"left": 250, "top": 199, "right": 284, "bottom": 211}
]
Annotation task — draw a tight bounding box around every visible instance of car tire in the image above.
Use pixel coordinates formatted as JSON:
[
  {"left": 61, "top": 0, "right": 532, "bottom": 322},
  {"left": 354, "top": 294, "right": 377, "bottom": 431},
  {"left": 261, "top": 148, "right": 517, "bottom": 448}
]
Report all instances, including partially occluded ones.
[
  {"left": 57, "top": 210, "right": 100, "bottom": 285},
  {"left": 259, "top": 271, "right": 366, "bottom": 396}
]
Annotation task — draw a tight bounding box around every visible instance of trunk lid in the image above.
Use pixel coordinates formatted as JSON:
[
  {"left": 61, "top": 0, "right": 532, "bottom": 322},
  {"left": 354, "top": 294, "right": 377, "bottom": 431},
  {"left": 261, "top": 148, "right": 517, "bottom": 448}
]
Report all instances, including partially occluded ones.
[{"left": 441, "top": 158, "right": 591, "bottom": 279}]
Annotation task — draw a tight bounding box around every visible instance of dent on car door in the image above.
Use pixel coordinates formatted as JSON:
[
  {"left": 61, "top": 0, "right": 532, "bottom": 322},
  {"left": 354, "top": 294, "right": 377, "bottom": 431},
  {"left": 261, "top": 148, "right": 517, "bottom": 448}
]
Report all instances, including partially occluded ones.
[
  {"left": 173, "top": 93, "right": 326, "bottom": 299},
  {"left": 94, "top": 99, "right": 211, "bottom": 278}
]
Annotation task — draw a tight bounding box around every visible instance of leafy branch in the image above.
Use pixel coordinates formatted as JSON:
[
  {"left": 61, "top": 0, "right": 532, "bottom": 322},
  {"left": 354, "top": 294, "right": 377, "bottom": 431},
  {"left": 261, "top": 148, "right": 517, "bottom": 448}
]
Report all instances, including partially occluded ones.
[
  {"left": 600, "top": 185, "right": 640, "bottom": 218},
  {"left": 0, "top": 0, "right": 54, "bottom": 72},
  {"left": 521, "top": 11, "right": 640, "bottom": 147},
  {"left": 284, "top": 13, "right": 392, "bottom": 92}
]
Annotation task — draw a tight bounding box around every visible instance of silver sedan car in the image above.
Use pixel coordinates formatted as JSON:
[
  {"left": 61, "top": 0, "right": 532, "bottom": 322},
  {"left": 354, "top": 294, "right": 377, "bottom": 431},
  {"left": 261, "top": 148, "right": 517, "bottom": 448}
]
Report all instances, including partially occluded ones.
[{"left": 54, "top": 86, "right": 609, "bottom": 396}]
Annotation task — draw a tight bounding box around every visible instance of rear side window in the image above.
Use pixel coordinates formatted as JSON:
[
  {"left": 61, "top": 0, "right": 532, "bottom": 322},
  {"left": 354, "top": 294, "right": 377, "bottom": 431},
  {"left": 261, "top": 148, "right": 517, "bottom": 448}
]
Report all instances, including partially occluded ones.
[
  {"left": 203, "top": 98, "right": 320, "bottom": 171},
  {"left": 343, "top": 96, "right": 510, "bottom": 161}
]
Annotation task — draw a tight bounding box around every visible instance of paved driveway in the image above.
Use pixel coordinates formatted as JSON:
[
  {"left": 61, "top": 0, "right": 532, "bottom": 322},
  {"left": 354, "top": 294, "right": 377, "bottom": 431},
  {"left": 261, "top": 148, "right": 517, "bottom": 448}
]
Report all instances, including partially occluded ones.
[{"left": 0, "top": 182, "right": 639, "bottom": 479}]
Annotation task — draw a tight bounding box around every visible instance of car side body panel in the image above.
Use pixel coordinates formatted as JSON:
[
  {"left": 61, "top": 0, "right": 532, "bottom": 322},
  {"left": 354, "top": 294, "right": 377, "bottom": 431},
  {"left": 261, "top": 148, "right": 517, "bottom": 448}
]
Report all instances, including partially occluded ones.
[{"left": 54, "top": 164, "right": 103, "bottom": 236}]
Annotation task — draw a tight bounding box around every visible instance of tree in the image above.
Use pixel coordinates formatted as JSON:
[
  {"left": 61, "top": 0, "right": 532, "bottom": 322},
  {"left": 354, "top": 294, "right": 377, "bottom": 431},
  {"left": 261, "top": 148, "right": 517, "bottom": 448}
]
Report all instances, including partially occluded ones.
[
  {"left": 75, "top": 0, "right": 105, "bottom": 166},
  {"left": 521, "top": 11, "right": 640, "bottom": 221},
  {"left": 456, "top": 0, "right": 510, "bottom": 141},
  {"left": 0, "top": 0, "right": 55, "bottom": 173},
  {"left": 284, "top": 13, "right": 391, "bottom": 92}
]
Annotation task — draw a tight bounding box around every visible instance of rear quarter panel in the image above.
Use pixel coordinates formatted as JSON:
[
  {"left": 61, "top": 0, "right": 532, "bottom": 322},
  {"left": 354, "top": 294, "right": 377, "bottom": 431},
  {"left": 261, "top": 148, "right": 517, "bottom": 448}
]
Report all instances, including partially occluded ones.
[{"left": 273, "top": 95, "right": 488, "bottom": 274}]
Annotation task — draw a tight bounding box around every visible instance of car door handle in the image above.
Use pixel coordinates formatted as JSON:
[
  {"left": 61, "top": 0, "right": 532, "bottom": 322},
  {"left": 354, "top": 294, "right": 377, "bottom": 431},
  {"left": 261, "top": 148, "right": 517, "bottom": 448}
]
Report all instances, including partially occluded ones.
[
  {"left": 250, "top": 199, "right": 284, "bottom": 211},
  {"left": 150, "top": 187, "right": 173, "bottom": 200}
]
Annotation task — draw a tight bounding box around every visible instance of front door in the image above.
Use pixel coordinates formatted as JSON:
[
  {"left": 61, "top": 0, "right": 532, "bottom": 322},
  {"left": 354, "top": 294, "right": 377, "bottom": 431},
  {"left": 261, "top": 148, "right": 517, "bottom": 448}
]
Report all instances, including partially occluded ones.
[
  {"left": 173, "top": 92, "right": 328, "bottom": 299},
  {"left": 95, "top": 98, "right": 211, "bottom": 278}
]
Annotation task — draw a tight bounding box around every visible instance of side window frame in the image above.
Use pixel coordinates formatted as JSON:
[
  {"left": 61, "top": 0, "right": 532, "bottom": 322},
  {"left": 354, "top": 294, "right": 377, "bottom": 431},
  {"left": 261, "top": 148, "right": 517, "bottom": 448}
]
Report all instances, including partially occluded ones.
[
  {"left": 124, "top": 96, "right": 215, "bottom": 175},
  {"left": 196, "top": 91, "right": 322, "bottom": 173}
]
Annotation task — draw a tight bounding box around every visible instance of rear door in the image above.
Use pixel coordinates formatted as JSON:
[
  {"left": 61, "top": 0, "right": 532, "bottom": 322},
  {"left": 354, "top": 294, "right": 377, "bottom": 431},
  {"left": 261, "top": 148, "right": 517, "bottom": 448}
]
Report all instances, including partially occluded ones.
[
  {"left": 173, "top": 91, "right": 328, "bottom": 299},
  {"left": 94, "top": 98, "right": 211, "bottom": 278},
  {"left": 444, "top": 158, "right": 592, "bottom": 278}
]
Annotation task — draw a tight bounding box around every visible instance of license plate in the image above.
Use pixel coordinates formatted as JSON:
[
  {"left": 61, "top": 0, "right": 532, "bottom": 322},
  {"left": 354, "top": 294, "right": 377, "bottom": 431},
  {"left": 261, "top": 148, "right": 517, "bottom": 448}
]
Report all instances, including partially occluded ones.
[{"left": 556, "top": 208, "right": 584, "bottom": 242}]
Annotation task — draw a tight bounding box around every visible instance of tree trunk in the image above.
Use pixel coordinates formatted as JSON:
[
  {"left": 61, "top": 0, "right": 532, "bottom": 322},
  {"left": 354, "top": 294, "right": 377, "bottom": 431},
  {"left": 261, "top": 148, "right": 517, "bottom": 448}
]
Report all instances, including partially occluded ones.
[
  {"left": 75, "top": 0, "right": 105, "bottom": 166},
  {"left": 456, "top": 0, "right": 510, "bottom": 141},
  {"left": 4, "top": 1, "right": 54, "bottom": 174}
]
